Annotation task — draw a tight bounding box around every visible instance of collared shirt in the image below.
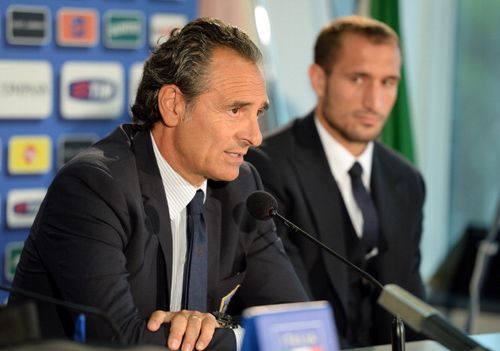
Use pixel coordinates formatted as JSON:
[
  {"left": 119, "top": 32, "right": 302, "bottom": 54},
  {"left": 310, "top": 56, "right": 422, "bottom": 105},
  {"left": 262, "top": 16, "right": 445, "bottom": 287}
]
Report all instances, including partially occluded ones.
[
  {"left": 150, "top": 133, "right": 244, "bottom": 349},
  {"left": 314, "top": 117, "right": 374, "bottom": 239},
  {"left": 151, "top": 132, "right": 207, "bottom": 312}
]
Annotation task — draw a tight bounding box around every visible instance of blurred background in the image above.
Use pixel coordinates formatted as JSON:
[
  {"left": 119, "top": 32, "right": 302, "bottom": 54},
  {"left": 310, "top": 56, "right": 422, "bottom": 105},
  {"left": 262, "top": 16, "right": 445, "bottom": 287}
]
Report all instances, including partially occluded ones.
[{"left": 1, "top": 0, "right": 499, "bottom": 336}]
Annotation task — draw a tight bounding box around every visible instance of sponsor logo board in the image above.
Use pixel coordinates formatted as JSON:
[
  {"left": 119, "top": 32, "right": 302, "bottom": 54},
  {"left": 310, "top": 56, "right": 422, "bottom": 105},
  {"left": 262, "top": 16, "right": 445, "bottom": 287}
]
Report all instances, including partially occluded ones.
[
  {"left": 0, "top": 60, "right": 52, "bottom": 119},
  {"left": 104, "top": 10, "right": 144, "bottom": 49},
  {"left": 6, "top": 188, "right": 47, "bottom": 229},
  {"left": 149, "top": 13, "right": 187, "bottom": 47},
  {"left": 57, "top": 8, "right": 98, "bottom": 47},
  {"left": 8, "top": 136, "right": 52, "bottom": 174},
  {"left": 60, "top": 61, "right": 124, "bottom": 119},
  {"left": 4, "top": 242, "right": 24, "bottom": 283},
  {"left": 6, "top": 5, "right": 51, "bottom": 45},
  {"left": 57, "top": 134, "right": 98, "bottom": 169},
  {"left": 128, "top": 62, "right": 144, "bottom": 115}
]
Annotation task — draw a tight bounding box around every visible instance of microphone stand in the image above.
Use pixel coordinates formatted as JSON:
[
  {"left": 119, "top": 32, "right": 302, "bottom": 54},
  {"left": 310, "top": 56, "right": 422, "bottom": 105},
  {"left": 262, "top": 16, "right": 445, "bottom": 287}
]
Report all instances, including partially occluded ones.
[
  {"left": 465, "top": 193, "right": 500, "bottom": 333},
  {"left": 392, "top": 316, "right": 406, "bottom": 351},
  {"left": 274, "top": 210, "right": 407, "bottom": 350}
]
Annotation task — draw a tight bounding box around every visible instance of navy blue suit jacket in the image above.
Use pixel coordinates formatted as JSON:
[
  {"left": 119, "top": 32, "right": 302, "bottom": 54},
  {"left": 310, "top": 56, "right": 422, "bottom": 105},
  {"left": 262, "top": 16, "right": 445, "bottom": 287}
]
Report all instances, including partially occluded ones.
[
  {"left": 10, "top": 124, "right": 307, "bottom": 349},
  {"left": 246, "top": 112, "right": 426, "bottom": 346}
]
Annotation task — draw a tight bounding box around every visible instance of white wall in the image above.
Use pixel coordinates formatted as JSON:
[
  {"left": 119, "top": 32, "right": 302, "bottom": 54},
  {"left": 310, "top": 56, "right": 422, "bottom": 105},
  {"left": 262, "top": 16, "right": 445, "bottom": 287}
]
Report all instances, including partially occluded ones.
[
  {"left": 400, "top": 0, "right": 456, "bottom": 281},
  {"left": 254, "top": 0, "right": 332, "bottom": 121}
]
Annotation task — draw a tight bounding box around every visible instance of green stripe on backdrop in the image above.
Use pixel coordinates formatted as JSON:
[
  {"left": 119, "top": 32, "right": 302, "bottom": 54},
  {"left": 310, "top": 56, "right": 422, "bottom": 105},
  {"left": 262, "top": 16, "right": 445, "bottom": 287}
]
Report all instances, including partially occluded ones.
[{"left": 370, "top": 0, "right": 415, "bottom": 163}]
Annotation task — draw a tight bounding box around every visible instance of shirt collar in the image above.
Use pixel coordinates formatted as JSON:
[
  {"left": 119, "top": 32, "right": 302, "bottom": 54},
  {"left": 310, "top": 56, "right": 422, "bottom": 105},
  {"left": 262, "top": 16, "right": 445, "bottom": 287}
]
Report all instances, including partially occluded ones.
[
  {"left": 314, "top": 116, "right": 374, "bottom": 186},
  {"left": 150, "top": 132, "right": 207, "bottom": 220}
]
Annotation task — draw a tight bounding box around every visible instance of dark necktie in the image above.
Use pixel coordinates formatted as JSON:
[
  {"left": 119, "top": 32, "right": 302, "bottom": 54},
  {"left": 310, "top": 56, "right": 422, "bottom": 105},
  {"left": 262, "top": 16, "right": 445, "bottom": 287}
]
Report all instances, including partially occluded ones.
[
  {"left": 184, "top": 189, "right": 207, "bottom": 312},
  {"left": 348, "top": 162, "right": 379, "bottom": 251}
]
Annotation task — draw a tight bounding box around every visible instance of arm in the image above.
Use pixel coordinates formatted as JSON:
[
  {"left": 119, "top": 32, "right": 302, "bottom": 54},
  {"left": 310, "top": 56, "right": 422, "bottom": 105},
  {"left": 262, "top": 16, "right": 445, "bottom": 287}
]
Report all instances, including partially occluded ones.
[
  {"left": 406, "top": 173, "right": 426, "bottom": 300},
  {"left": 36, "top": 163, "right": 234, "bottom": 350},
  {"left": 36, "top": 164, "right": 167, "bottom": 344}
]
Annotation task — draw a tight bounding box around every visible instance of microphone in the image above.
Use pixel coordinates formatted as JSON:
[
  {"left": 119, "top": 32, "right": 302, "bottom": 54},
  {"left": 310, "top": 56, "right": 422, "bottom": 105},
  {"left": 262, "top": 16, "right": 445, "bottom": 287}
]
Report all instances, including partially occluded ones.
[
  {"left": 0, "top": 284, "right": 126, "bottom": 346},
  {"left": 246, "top": 190, "right": 490, "bottom": 351}
]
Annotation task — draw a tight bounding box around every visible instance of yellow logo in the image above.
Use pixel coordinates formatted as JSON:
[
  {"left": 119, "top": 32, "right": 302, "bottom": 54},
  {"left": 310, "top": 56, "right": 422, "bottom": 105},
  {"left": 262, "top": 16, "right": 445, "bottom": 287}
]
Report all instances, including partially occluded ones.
[{"left": 8, "top": 136, "right": 52, "bottom": 174}]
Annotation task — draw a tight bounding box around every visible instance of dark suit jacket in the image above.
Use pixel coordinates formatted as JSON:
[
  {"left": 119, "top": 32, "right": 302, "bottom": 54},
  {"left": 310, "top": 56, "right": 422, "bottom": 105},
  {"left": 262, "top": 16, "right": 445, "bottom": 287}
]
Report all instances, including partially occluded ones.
[
  {"left": 9, "top": 124, "right": 308, "bottom": 349},
  {"left": 246, "top": 112, "right": 426, "bottom": 346}
]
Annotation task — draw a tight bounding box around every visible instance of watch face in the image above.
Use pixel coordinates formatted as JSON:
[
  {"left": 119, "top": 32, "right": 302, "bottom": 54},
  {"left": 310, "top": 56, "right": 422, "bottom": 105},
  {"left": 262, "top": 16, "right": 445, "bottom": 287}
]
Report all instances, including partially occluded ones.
[{"left": 212, "top": 311, "right": 237, "bottom": 329}]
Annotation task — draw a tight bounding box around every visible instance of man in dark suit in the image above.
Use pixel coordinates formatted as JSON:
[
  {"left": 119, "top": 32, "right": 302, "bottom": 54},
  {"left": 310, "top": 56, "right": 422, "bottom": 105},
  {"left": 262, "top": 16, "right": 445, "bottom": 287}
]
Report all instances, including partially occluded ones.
[
  {"left": 246, "top": 16, "right": 425, "bottom": 347},
  {"left": 9, "top": 18, "right": 307, "bottom": 351}
]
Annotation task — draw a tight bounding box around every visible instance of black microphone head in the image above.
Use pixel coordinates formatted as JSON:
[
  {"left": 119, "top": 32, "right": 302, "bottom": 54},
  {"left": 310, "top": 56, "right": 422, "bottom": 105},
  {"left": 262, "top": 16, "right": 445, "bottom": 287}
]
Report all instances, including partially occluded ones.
[{"left": 246, "top": 191, "right": 278, "bottom": 220}]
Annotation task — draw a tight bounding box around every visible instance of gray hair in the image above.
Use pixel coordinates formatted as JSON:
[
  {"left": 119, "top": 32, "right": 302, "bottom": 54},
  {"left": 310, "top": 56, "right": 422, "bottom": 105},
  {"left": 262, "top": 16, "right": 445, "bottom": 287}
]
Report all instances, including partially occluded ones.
[{"left": 131, "top": 17, "right": 262, "bottom": 129}]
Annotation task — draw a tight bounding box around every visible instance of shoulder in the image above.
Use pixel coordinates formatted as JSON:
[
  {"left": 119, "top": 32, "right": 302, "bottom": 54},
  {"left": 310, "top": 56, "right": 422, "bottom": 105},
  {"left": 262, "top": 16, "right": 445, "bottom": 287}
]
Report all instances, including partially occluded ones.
[
  {"left": 374, "top": 142, "right": 418, "bottom": 173},
  {"left": 374, "top": 142, "right": 425, "bottom": 189},
  {"left": 262, "top": 113, "right": 315, "bottom": 151},
  {"left": 57, "top": 125, "right": 142, "bottom": 186}
]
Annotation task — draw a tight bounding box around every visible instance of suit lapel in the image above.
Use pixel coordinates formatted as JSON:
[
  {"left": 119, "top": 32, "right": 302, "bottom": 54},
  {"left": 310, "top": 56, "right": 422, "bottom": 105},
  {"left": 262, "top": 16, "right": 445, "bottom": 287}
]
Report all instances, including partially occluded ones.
[
  {"left": 130, "top": 127, "right": 173, "bottom": 298},
  {"left": 292, "top": 114, "right": 349, "bottom": 312}
]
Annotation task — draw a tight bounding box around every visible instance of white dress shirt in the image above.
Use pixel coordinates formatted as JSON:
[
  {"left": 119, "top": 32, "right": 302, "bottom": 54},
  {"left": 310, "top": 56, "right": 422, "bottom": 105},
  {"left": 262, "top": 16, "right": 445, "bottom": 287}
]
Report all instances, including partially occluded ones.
[
  {"left": 150, "top": 133, "right": 244, "bottom": 349},
  {"left": 314, "top": 117, "right": 374, "bottom": 240},
  {"left": 151, "top": 132, "right": 207, "bottom": 312}
]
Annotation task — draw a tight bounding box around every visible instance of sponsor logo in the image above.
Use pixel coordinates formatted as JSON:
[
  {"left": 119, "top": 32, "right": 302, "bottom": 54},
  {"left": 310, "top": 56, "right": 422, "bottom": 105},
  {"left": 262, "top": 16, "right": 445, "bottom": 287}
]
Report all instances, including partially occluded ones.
[
  {"left": 8, "top": 136, "right": 52, "bottom": 174},
  {"left": 149, "top": 13, "right": 187, "bottom": 47},
  {"left": 70, "top": 80, "right": 116, "bottom": 101},
  {"left": 0, "top": 60, "right": 52, "bottom": 119},
  {"left": 60, "top": 61, "right": 124, "bottom": 119},
  {"left": 6, "top": 5, "right": 50, "bottom": 45},
  {"left": 57, "top": 8, "right": 98, "bottom": 47},
  {"left": 104, "top": 10, "right": 144, "bottom": 49},
  {"left": 57, "top": 134, "right": 97, "bottom": 169},
  {"left": 128, "top": 62, "right": 144, "bottom": 115},
  {"left": 6, "top": 188, "right": 47, "bottom": 229},
  {"left": 4, "top": 242, "right": 24, "bottom": 283}
]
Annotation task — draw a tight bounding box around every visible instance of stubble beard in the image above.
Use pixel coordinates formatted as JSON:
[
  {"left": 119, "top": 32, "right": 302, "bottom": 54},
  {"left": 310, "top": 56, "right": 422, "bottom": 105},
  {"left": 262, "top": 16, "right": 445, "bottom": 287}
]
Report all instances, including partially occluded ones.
[{"left": 323, "top": 111, "right": 382, "bottom": 144}]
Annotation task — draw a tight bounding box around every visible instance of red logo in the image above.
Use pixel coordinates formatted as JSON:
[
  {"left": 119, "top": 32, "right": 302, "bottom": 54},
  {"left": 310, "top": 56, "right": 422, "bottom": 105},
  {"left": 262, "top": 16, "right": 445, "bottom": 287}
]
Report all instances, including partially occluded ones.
[{"left": 57, "top": 8, "right": 98, "bottom": 46}]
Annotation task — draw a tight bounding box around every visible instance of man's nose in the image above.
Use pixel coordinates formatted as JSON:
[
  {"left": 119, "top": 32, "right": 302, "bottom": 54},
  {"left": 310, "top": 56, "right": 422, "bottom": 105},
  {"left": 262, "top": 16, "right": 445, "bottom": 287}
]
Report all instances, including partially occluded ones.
[
  {"left": 241, "top": 115, "right": 263, "bottom": 147},
  {"left": 362, "top": 82, "right": 384, "bottom": 112}
]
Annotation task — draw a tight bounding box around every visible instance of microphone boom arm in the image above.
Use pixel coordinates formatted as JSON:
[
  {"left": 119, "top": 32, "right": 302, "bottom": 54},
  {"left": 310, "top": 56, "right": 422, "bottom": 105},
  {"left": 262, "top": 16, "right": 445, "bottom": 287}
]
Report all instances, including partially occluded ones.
[{"left": 272, "top": 211, "right": 383, "bottom": 291}]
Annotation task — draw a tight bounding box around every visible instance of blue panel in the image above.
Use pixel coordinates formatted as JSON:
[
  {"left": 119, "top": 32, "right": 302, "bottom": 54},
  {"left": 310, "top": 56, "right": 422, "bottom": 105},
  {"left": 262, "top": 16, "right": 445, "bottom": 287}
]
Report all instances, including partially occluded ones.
[{"left": 0, "top": 0, "right": 197, "bottom": 303}]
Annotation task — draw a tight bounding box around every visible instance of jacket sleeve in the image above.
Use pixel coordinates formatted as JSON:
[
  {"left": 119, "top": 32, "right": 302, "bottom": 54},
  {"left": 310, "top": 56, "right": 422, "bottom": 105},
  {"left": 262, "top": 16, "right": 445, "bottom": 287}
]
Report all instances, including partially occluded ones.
[{"left": 31, "top": 162, "right": 175, "bottom": 345}]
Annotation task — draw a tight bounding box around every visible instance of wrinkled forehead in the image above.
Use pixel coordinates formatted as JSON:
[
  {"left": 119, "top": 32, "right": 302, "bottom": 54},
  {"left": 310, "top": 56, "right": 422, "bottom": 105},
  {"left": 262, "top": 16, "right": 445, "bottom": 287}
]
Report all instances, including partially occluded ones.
[{"left": 205, "top": 47, "right": 266, "bottom": 90}]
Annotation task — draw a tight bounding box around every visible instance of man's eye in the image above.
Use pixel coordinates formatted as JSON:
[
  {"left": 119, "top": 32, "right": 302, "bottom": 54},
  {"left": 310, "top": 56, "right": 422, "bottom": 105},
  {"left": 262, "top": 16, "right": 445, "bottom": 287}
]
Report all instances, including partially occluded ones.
[
  {"left": 229, "top": 107, "right": 240, "bottom": 116},
  {"left": 351, "top": 75, "right": 363, "bottom": 83},
  {"left": 383, "top": 78, "right": 398, "bottom": 87}
]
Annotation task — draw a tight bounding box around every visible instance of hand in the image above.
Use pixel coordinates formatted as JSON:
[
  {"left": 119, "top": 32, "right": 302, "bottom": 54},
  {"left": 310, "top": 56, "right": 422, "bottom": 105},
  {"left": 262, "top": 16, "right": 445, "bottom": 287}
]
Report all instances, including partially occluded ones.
[{"left": 147, "top": 310, "right": 220, "bottom": 351}]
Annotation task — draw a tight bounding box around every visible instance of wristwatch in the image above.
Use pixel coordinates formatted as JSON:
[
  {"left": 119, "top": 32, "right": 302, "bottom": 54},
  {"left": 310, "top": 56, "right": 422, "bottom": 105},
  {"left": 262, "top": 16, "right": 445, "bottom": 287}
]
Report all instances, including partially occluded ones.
[{"left": 211, "top": 311, "right": 238, "bottom": 329}]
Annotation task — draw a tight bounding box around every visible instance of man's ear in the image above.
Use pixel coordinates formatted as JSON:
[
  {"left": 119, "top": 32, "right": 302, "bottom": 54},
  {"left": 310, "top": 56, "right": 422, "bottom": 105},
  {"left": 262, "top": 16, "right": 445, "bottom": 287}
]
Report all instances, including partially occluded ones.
[
  {"left": 158, "top": 84, "right": 186, "bottom": 127},
  {"left": 308, "top": 63, "right": 327, "bottom": 98}
]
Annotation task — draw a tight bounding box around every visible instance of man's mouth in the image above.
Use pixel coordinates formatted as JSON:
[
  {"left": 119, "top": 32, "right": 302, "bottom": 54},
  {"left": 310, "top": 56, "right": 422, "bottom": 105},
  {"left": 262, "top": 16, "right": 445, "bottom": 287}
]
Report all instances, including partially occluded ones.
[{"left": 226, "top": 151, "right": 245, "bottom": 158}]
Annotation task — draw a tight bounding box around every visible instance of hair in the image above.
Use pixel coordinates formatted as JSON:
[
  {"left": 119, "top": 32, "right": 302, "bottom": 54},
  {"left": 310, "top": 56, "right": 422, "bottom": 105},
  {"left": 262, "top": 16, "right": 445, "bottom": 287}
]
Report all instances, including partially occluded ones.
[
  {"left": 314, "top": 15, "right": 400, "bottom": 74},
  {"left": 131, "top": 17, "right": 262, "bottom": 129}
]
